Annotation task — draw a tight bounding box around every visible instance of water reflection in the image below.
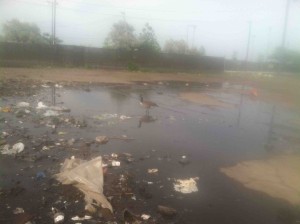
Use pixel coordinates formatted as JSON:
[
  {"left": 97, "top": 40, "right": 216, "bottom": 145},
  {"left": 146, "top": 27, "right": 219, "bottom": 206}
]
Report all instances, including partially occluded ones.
[{"left": 138, "top": 114, "right": 157, "bottom": 128}]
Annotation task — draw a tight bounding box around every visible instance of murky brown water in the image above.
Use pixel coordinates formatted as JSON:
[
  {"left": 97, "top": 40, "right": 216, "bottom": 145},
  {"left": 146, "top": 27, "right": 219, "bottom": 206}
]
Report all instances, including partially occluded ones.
[{"left": 1, "top": 80, "right": 300, "bottom": 223}]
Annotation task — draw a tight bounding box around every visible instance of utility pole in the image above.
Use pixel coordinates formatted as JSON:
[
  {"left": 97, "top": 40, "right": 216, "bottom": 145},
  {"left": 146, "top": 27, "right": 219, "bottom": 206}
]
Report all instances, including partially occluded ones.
[
  {"left": 51, "top": 0, "right": 57, "bottom": 45},
  {"left": 266, "top": 27, "right": 272, "bottom": 57},
  {"left": 186, "top": 26, "right": 189, "bottom": 48},
  {"left": 191, "top": 25, "right": 197, "bottom": 48},
  {"left": 244, "top": 21, "right": 252, "bottom": 70},
  {"left": 281, "top": 0, "right": 291, "bottom": 50},
  {"left": 280, "top": 0, "right": 291, "bottom": 73}
]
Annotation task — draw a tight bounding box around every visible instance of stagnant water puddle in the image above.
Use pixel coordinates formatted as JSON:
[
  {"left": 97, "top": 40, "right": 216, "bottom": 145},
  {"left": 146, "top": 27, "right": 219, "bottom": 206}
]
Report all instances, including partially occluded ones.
[{"left": 1, "top": 80, "right": 300, "bottom": 223}]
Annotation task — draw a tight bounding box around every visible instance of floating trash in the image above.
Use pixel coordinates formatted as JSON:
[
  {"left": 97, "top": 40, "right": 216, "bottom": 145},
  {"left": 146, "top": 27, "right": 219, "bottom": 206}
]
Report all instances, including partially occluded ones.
[
  {"left": 141, "top": 214, "right": 151, "bottom": 220},
  {"left": 173, "top": 177, "right": 199, "bottom": 194},
  {"left": 44, "top": 110, "right": 60, "bottom": 117},
  {"left": 55, "top": 156, "right": 113, "bottom": 213},
  {"left": 1, "top": 142, "right": 25, "bottom": 155},
  {"left": 36, "top": 102, "right": 48, "bottom": 109},
  {"left": 71, "top": 215, "right": 92, "bottom": 221},
  {"left": 16, "top": 102, "right": 30, "bottom": 108},
  {"left": 112, "top": 160, "right": 121, "bottom": 167},
  {"left": 13, "top": 207, "right": 25, "bottom": 214},
  {"left": 148, "top": 169, "right": 158, "bottom": 174},
  {"left": 95, "top": 136, "right": 109, "bottom": 144}
]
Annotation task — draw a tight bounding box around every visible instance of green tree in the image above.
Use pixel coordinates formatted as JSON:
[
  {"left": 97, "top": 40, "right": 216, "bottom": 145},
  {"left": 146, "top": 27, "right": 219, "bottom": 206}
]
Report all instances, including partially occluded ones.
[
  {"left": 138, "top": 23, "right": 160, "bottom": 52},
  {"left": 163, "top": 39, "right": 188, "bottom": 54},
  {"left": 2, "top": 19, "right": 61, "bottom": 44},
  {"left": 104, "top": 20, "right": 137, "bottom": 50}
]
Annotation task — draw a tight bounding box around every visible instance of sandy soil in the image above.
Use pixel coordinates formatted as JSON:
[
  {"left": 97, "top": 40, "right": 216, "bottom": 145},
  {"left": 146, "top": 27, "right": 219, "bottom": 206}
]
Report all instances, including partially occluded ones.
[
  {"left": 0, "top": 67, "right": 223, "bottom": 84},
  {"left": 220, "top": 155, "right": 300, "bottom": 205}
]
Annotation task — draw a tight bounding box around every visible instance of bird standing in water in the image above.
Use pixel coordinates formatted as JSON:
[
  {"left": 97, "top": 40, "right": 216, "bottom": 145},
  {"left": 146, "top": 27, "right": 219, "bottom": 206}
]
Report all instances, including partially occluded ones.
[{"left": 139, "top": 95, "right": 158, "bottom": 115}]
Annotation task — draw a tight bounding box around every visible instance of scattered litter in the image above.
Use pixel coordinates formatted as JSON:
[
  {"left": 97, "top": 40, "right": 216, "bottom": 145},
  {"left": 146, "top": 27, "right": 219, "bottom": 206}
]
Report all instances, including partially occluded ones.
[
  {"left": 1, "top": 142, "right": 24, "bottom": 155},
  {"left": 120, "top": 115, "right": 131, "bottom": 120},
  {"left": 141, "top": 214, "right": 151, "bottom": 220},
  {"left": 41, "top": 84, "right": 50, "bottom": 88},
  {"left": 36, "top": 171, "right": 46, "bottom": 180},
  {"left": 148, "top": 169, "right": 158, "bottom": 174},
  {"left": 55, "top": 156, "right": 113, "bottom": 213},
  {"left": 13, "top": 207, "right": 25, "bottom": 214},
  {"left": 173, "top": 177, "right": 199, "bottom": 194},
  {"left": 16, "top": 102, "right": 30, "bottom": 108},
  {"left": 55, "top": 84, "right": 63, "bottom": 88},
  {"left": 58, "top": 132, "right": 67, "bottom": 135},
  {"left": 158, "top": 205, "right": 177, "bottom": 217},
  {"left": 36, "top": 102, "right": 48, "bottom": 109},
  {"left": 44, "top": 110, "right": 60, "bottom": 117},
  {"left": 54, "top": 212, "right": 65, "bottom": 223},
  {"left": 95, "top": 136, "right": 109, "bottom": 144},
  {"left": 111, "top": 153, "right": 118, "bottom": 158},
  {"left": 112, "top": 160, "right": 121, "bottom": 167},
  {"left": 42, "top": 146, "right": 49, "bottom": 151},
  {"left": 179, "top": 155, "right": 190, "bottom": 165},
  {"left": 71, "top": 215, "right": 92, "bottom": 221},
  {"left": 1, "top": 106, "right": 12, "bottom": 113}
]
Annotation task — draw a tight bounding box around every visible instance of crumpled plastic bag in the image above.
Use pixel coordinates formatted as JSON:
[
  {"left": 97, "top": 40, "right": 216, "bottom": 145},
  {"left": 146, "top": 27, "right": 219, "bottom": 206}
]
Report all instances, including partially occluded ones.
[{"left": 54, "top": 156, "right": 113, "bottom": 213}]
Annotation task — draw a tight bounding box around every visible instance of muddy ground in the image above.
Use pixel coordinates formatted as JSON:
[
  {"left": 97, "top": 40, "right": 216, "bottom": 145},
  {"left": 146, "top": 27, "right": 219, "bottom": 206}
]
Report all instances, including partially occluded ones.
[{"left": 1, "top": 68, "right": 300, "bottom": 224}]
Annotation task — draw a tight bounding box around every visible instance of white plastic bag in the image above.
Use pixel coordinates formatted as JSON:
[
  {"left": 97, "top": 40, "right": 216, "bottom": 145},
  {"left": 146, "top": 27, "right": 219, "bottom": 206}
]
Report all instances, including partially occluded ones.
[{"left": 54, "top": 156, "right": 113, "bottom": 213}]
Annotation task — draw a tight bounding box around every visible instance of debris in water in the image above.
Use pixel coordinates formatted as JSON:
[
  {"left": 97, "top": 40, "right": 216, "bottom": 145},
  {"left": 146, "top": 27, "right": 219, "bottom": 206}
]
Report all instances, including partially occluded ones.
[
  {"left": 13, "top": 207, "right": 25, "bottom": 214},
  {"left": 55, "top": 156, "right": 113, "bottom": 213},
  {"left": 112, "top": 160, "right": 121, "bottom": 167},
  {"left": 36, "top": 102, "right": 48, "bottom": 109},
  {"left": 71, "top": 215, "right": 92, "bottom": 221},
  {"left": 158, "top": 205, "right": 177, "bottom": 217},
  {"left": 58, "top": 132, "right": 67, "bottom": 135},
  {"left": 179, "top": 155, "right": 190, "bottom": 166},
  {"left": 43, "top": 110, "right": 60, "bottom": 117},
  {"left": 16, "top": 102, "right": 30, "bottom": 108},
  {"left": 141, "top": 214, "right": 151, "bottom": 220},
  {"left": 1, "top": 142, "right": 25, "bottom": 155},
  {"left": 54, "top": 212, "right": 64, "bottom": 223},
  {"left": 36, "top": 171, "right": 46, "bottom": 180},
  {"left": 111, "top": 153, "right": 118, "bottom": 158},
  {"left": 1, "top": 106, "right": 12, "bottom": 113},
  {"left": 148, "top": 169, "right": 158, "bottom": 174},
  {"left": 95, "top": 136, "right": 109, "bottom": 144},
  {"left": 120, "top": 115, "right": 131, "bottom": 120},
  {"left": 173, "top": 177, "right": 199, "bottom": 194}
]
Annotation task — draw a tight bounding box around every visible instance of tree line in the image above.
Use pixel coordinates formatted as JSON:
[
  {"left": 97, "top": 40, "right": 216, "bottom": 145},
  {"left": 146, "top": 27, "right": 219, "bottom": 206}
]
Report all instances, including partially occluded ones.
[{"left": 0, "top": 19, "right": 205, "bottom": 55}]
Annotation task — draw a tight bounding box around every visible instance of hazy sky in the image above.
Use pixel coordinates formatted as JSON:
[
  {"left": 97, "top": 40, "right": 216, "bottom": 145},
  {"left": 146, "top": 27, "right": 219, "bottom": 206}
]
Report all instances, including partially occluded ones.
[{"left": 0, "top": 0, "right": 299, "bottom": 60}]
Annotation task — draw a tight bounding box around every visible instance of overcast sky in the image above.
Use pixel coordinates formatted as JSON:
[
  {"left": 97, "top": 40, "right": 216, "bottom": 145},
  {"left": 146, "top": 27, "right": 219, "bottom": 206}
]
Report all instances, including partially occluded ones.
[{"left": 0, "top": 0, "right": 299, "bottom": 60}]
